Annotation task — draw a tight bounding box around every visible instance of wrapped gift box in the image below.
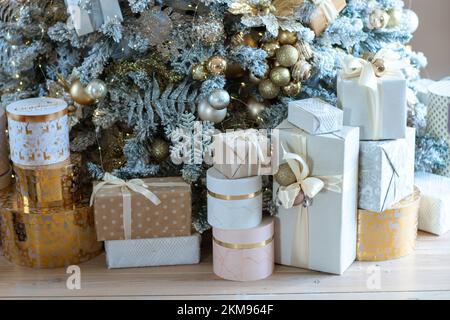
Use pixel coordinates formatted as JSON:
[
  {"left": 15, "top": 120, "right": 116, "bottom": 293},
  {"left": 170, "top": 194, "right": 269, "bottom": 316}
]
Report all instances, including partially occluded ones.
[
  {"left": 213, "top": 129, "right": 274, "bottom": 179},
  {"left": 105, "top": 234, "right": 201, "bottom": 269},
  {"left": 412, "top": 78, "right": 435, "bottom": 105},
  {"left": 288, "top": 98, "right": 343, "bottom": 135},
  {"left": 426, "top": 81, "right": 450, "bottom": 177},
  {"left": 1, "top": 107, "right": 11, "bottom": 189},
  {"left": 337, "top": 74, "right": 407, "bottom": 141},
  {"left": 273, "top": 120, "right": 359, "bottom": 275},
  {"left": 65, "top": 0, "right": 123, "bottom": 36},
  {"left": 207, "top": 168, "right": 262, "bottom": 230},
  {"left": 0, "top": 187, "right": 102, "bottom": 268},
  {"left": 359, "top": 128, "right": 416, "bottom": 212},
  {"left": 415, "top": 172, "right": 450, "bottom": 236},
  {"left": 213, "top": 218, "right": 274, "bottom": 282},
  {"left": 357, "top": 188, "right": 420, "bottom": 261},
  {"left": 6, "top": 98, "right": 70, "bottom": 166},
  {"left": 92, "top": 176, "right": 192, "bottom": 241},
  {"left": 307, "top": 0, "right": 347, "bottom": 36}
]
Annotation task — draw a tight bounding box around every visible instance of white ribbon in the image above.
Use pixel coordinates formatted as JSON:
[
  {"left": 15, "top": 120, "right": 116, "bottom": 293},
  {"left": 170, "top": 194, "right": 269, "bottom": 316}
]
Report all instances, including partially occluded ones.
[
  {"left": 312, "top": 0, "right": 339, "bottom": 23},
  {"left": 341, "top": 49, "right": 408, "bottom": 139},
  {"left": 90, "top": 173, "right": 162, "bottom": 240}
]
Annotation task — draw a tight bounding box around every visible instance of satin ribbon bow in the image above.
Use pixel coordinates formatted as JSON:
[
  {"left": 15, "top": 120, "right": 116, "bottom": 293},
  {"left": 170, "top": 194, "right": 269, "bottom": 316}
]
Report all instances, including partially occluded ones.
[
  {"left": 311, "top": 0, "right": 339, "bottom": 23},
  {"left": 90, "top": 173, "right": 161, "bottom": 239},
  {"left": 277, "top": 151, "right": 325, "bottom": 209}
]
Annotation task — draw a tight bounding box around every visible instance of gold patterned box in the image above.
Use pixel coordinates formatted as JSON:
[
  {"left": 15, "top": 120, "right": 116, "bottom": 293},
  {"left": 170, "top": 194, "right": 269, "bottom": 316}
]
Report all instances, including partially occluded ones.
[
  {"left": 307, "top": 0, "right": 347, "bottom": 36},
  {"left": 13, "top": 154, "right": 81, "bottom": 209},
  {"left": 92, "top": 176, "right": 192, "bottom": 241},
  {"left": 357, "top": 187, "right": 421, "bottom": 262},
  {"left": 6, "top": 97, "right": 70, "bottom": 166},
  {"left": 0, "top": 187, "right": 103, "bottom": 268}
]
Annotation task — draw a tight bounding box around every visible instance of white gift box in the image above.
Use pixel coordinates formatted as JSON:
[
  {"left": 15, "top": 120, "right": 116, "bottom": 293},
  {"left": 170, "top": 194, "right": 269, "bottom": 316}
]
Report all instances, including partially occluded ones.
[
  {"left": 6, "top": 98, "right": 70, "bottom": 166},
  {"left": 426, "top": 81, "right": 450, "bottom": 177},
  {"left": 272, "top": 120, "right": 359, "bottom": 275},
  {"left": 288, "top": 98, "right": 343, "bottom": 135},
  {"left": 415, "top": 172, "right": 450, "bottom": 236},
  {"left": 207, "top": 168, "right": 262, "bottom": 230},
  {"left": 359, "top": 128, "right": 416, "bottom": 212},
  {"left": 337, "top": 74, "right": 407, "bottom": 140},
  {"left": 0, "top": 107, "right": 11, "bottom": 187},
  {"left": 65, "top": 0, "right": 123, "bottom": 36},
  {"left": 105, "top": 234, "right": 201, "bottom": 269}
]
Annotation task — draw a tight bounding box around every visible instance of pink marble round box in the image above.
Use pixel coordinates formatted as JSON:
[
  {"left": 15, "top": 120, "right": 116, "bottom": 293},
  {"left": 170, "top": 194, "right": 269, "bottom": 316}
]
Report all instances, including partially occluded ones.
[{"left": 213, "top": 217, "right": 274, "bottom": 282}]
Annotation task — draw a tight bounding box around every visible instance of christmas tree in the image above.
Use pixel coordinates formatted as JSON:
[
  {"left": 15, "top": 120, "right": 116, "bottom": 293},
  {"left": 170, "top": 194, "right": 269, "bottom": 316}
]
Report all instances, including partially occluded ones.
[{"left": 0, "top": 0, "right": 447, "bottom": 232}]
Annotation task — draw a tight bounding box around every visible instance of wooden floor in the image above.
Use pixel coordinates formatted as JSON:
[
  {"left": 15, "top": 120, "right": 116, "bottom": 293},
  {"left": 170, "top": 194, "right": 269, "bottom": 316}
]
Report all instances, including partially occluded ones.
[{"left": 1, "top": 231, "right": 450, "bottom": 300}]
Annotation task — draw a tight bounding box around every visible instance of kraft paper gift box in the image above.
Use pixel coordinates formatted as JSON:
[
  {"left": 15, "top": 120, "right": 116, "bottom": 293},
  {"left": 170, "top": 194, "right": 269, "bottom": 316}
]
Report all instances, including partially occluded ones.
[
  {"left": 415, "top": 172, "right": 450, "bottom": 236},
  {"left": 213, "top": 218, "right": 274, "bottom": 282},
  {"left": 272, "top": 120, "right": 359, "bottom": 275},
  {"left": 359, "top": 128, "right": 416, "bottom": 213},
  {"left": 0, "top": 107, "right": 11, "bottom": 190},
  {"left": 426, "top": 81, "right": 450, "bottom": 177},
  {"left": 207, "top": 168, "right": 262, "bottom": 230},
  {"left": 337, "top": 52, "right": 408, "bottom": 141},
  {"left": 213, "top": 129, "right": 274, "bottom": 179},
  {"left": 92, "top": 175, "right": 192, "bottom": 241},
  {"left": 6, "top": 98, "right": 70, "bottom": 167},
  {"left": 357, "top": 188, "right": 420, "bottom": 261},
  {"left": 288, "top": 98, "right": 343, "bottom": 135},
  {"left": 306, "top": 0, "right": 347, "bottom": 36},
  {"left": 65, "top": 0, "right": 123, "bottom": 36},
  {"left": 105, "top": 234, "right": 201, "bottom": 269}
]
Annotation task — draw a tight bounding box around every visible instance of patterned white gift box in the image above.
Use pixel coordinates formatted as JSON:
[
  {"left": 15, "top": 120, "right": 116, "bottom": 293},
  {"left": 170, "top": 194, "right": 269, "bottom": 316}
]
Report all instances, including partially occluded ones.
[
  {"left": 415, "top": 172, "right": 450, "bottom": 236},
  {"left": 288, "top": 98, "right": 343, "bottom": 135},
  {"left": 6, "top": 98, "right": 70, "bottom": 167}
]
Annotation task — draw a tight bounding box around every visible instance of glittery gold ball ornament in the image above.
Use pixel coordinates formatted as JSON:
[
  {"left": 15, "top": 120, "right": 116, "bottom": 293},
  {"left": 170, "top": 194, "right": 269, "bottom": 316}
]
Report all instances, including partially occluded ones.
[
  {"left": 295, "top": 40, "right": 314, "bottom": 61},
  {"left": 206, "top": 56, "right": 228, "bottom": 76},
  {"left": 192, "top": 63, "right": 208, "bottom": 81},
  {"left": 292, "top": 60, "right": 312, "bottom": 82},
  {"left": 70, "top": 79, "right": 95, "bottom": 105},
  {"left": 246, "top": 97, "right": 266, "bottom": 120},
  {"left": 261, "top": 40, "right": 280, "bottom": 58},
  {"left": 282, "top": 82, "right": 302, "bottom": 97},
  {"left": 368, "top": 9, "right": 390, "bottom": 29},
  {"left": 150, "top": 138, "right": 170, "bottom": 163},
  {"left": 270, "top": 66, "right": 291, "bottom": 87},
  {"left": 276, "top": 45, "right": 299, "bottom": 67},
  {"left": 258, "top": 79, "right": 280, "bottom": 99},
  {"left": 274, "top": 163, "right": 297, "bottom": 187},
  {"left": 208, "top": 89, "right": 231, "bottom": 110},
  {"left": 198, "top": 99, "right": 227, "bottom": 123},
  {"left": 278, "top": 30, "right": 298, "bottom": 45},
  {"left": 86, "top": 79, "right": 108, "bottom": 101}
]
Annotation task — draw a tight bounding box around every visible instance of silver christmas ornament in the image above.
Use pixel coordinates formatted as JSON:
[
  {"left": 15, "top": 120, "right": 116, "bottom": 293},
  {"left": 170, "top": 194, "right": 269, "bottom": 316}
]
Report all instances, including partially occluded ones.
[
  {"left": 207, "top": 89, "right": 231, "bottom": 110},
  {"left": 198, "top": 99, "right": 227, "bottom": 123},
  {"left": 86, "top": 79, "right": 108, "bottom": 101}
]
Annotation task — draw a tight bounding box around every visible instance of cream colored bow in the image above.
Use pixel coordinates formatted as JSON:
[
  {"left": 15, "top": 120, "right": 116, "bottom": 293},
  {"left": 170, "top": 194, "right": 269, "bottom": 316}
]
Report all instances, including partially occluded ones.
[
  {"left": 277, "top": 151, "right": 325, "bottom": 209},
  {"left": 90, "top": 173, "right": 161, "bottom": 239},
  {"left": 312, "top": 0, "right": 339, "bottom": 23}
]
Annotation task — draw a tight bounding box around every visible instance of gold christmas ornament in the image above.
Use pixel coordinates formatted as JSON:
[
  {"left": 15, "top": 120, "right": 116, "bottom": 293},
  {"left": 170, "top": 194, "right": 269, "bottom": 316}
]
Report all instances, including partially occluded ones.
[
  {"left": 192, "top": 63, "right": 208, "bottom": 81},
  {"left": 206, "top": 56, "right": 228, "bottom": 76},
  {"left": 269, "top": 66, "right": 291, "bottom": 87},
  {"left": 292, "top": 59, "right": 312, "bottom": 82},
  {"left": 278, "top": 30, "right": 297, "bottom": 45},
  {"left": 368, "top": 9, "right": 390, "bottom": 30},
  {"left": 274, "top": 163, "right": 297, "bottom": 187},
  {"left": 261, "top": 40, "right": 280, "bottom": 58},
  {"left": 246, "top": 97, "right": 266, "bottom": 120},
  {"left": 276, "top": 44, "right": 299, "bottom": 67},
  {"left": 198, "top": 99, "right": 227, "bottom": 123},
  {"left": 86, "top": 79, "right": 108, "bottom": 101},
  {"left": 282, "top": 81, "right": 302, "bottom": 97},
  {"left": 387, "top": 8, "right": 402, "bottom": 28},
  {"left": 208, "top": 89, "right": 231, "bottom": 110},
  {"left": 70, "top": 79, "right": 95, "bottom": 106},
  {"left": 295, "top": 40, "right": 314, "bottom": 61},
  {"left": 258, "top": 79, "right": 280, "bottom": 99},
  {"left": 150, "top": 138, "right": 170, "bottom": 163},
  {"left": 372, "top": 59, "right": 386, "bottom": 77}
]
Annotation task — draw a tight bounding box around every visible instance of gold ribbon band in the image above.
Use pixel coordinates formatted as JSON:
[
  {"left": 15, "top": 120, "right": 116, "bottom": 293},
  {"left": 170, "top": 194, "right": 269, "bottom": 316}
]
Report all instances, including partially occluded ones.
[
  {"left": 213, "top": 235, "right": 274, "bottom": 250},
  {"left": 208, "top": 190, "right": 262, "bottom": 201},
  {"left": 7, "top": 109, "right": 68, "bottom": 123}
]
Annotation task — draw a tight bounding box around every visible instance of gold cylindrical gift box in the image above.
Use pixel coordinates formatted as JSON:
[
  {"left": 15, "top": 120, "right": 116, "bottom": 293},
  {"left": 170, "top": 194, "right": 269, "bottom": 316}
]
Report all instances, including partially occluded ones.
[
  {"left": 0, "top": 187, "right": 103, "bottom": 268},
  {"left": 13, "top": 154, "right": 81, "bottom": 209},
  {"left": 357, "top": 187, "right": 421, "bottom": 261}
]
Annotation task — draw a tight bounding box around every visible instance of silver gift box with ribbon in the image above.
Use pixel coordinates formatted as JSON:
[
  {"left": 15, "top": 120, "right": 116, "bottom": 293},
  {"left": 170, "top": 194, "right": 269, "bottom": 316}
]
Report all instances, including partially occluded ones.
[
  {"left": 65, "top": 0, "right": 123, "bottom": 36},
  {"left": 273, "top": 120, "right": 359, "bottom": 275},
  {"left": 337, "top": 49, "right": 408, "bottom": 141},
  {"left": 359, "top": 127, "right": 416, "bottom": 213},
  {"left": 288, "top": 98, "right": 343, "bottom": 135}
]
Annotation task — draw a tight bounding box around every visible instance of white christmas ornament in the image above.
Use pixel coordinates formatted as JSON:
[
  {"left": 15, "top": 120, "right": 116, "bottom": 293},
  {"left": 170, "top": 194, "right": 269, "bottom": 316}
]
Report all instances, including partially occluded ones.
[
  {"left": 197, "top": 99, "right": 227, "bottom": 123},
  {"left": 404, "top": 9, "right": 419, "bottom": 33}
]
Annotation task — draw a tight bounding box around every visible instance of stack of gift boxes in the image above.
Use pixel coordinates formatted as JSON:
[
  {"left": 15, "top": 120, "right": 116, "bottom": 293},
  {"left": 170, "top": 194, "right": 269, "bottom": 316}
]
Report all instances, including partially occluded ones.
[{"left": 0, "top": 97, "right": 102, "bottom": 268}]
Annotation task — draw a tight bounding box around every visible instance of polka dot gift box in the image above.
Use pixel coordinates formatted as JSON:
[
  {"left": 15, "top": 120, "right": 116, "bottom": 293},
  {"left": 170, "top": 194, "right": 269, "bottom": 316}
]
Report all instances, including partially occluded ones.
[{"left": 91, "top": 175, "right": 192, "bottom": 241}]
